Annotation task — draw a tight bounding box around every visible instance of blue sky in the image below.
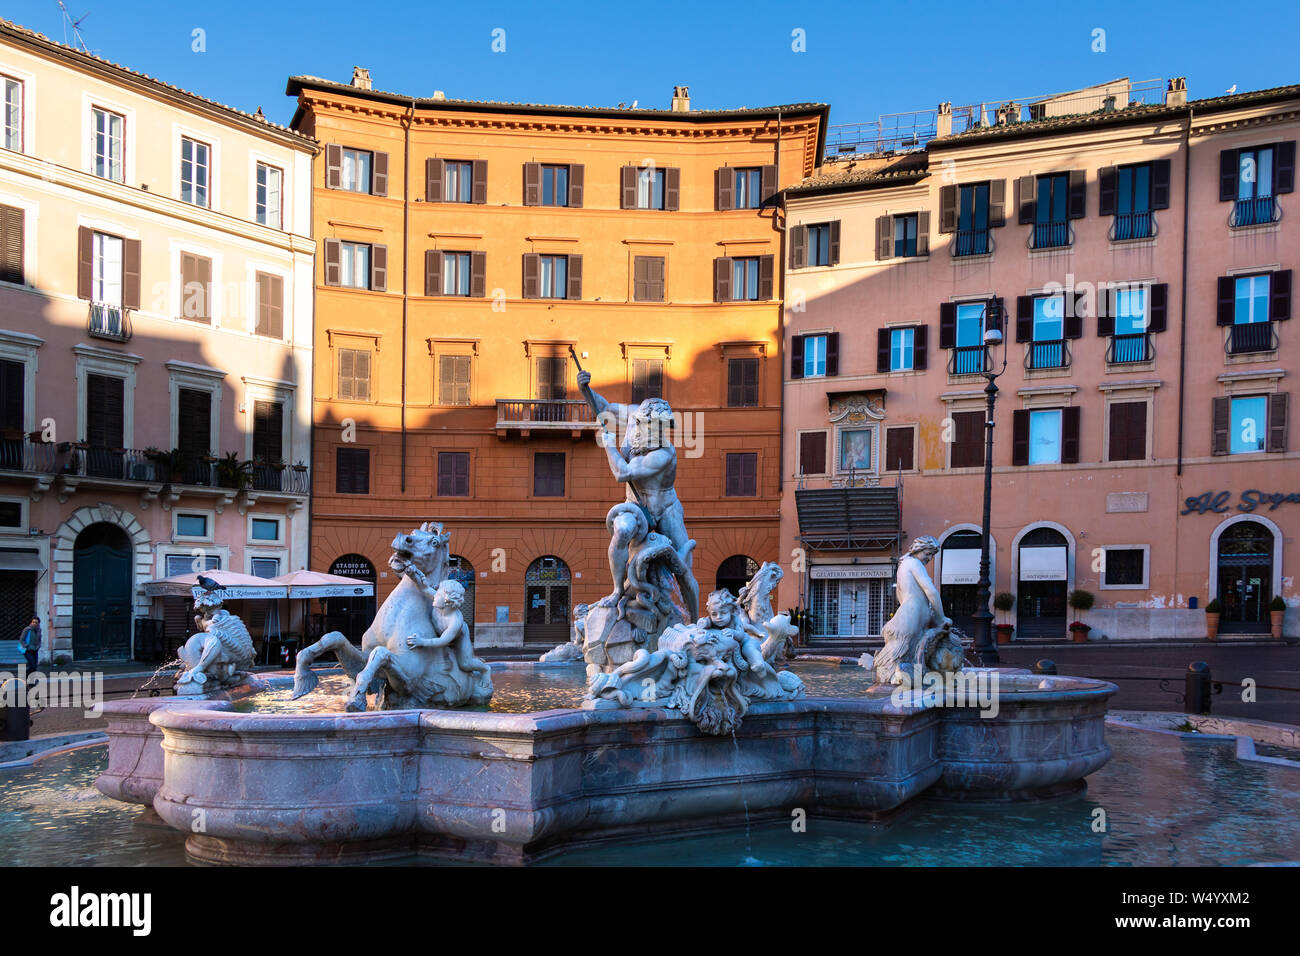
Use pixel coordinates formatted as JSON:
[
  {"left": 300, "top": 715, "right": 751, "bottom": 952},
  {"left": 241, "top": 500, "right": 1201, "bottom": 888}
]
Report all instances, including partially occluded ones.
[{"left": 7, "top": 0, "right": 1299, "bottom": 129}]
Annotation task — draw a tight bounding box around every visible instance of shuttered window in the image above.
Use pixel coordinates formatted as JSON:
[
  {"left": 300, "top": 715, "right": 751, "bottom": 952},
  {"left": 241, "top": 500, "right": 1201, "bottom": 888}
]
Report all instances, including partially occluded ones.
[
  {"left": 534, "top": 356, "right": 567, "bottom": 401},
  {"left": 337, "top": 348, "right": 372, "bottom": 401},
  {"left": 438, "top": 354, "right": 472, "bottom": 406},
  {"left": 254, "top": 272, "right": 283, "bottom": 338},
  {"left": 1107, "top": 401, "right": 1147, "bottom": 462},
  {"left": 86, "top": 374, "right": 124, "bottom": 448},
  {"left": 716, "top": 165, "right": 776, "bottom": 210},
  {"left": 524, "top": 163, "right": 582, "bottom": 207},
  {"left": 335, "top": 447, "right": 370, "bottom": 494},
  {"left": 725, "top": 452, "right": 758, "bottom": 496},
  {"left": 632, "top": 256, "right": 665, "bottom": 301},
  {"left": 0, "top": 203, "right": 23, "bottom": 284},
  {"left": 798, "top": 431, "right": 827, "bottom": 476},
  {"left": 252, "top": 401, "right": 283, "bottom": 463},
  {"left": 179, "top": 253, "right": 212, "bottom": 323},
  {"left": 533, "top": 452, "right": 565, "bottom": 497},
  {"left": 327, "top": 146, "right": 387, "bottom": 196},
  {"left": 726, "top": 357, "right": 759, "bottom": 407},
  {"left": 949, "top": 410, "right": 984, "bottom": 468},
  {"left": 0, "top": 358, "right": 24, "bottom": 432},
  {"left": 630, "top": 359, "right": 663, "bottom": 405},
  {"left": 884, "top": 426, "right": 915, "bottom": 472},
  {"left": 177, "top": 388, "right": 211, "bottom": 456},
  {"left": 437, "top": 451, "right": 470, "bottom": 496}
]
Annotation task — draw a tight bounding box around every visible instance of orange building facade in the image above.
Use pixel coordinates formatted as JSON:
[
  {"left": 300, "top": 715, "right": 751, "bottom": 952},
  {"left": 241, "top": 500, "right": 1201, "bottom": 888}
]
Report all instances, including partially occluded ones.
[{"left": 288, "top": 73, "right": 826, "bottom": 646}]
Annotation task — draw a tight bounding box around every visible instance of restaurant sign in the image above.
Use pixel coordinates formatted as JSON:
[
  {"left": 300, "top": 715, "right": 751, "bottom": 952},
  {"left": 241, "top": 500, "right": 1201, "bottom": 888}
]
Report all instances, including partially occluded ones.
[{"left": 1181, "top": 490, "right": 1300, "bottom": 516}]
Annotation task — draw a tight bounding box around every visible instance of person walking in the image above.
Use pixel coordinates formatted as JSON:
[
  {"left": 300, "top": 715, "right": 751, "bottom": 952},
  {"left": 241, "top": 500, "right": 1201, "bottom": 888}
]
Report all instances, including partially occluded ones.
[{"left": 18, "top": 617, "right": 40, "bottom": 672}]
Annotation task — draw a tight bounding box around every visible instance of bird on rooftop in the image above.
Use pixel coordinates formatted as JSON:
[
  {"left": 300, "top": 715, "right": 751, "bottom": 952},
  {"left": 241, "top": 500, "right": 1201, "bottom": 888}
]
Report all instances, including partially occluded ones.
[{"left": 1225, "top": 84, "right": 1237, "bottom": 95}]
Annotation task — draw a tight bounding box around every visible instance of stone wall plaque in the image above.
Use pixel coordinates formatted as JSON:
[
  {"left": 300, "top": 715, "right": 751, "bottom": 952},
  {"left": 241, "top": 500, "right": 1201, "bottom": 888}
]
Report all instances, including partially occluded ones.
[{"left": 1106, "top": 492, "right": 1149, "bottom": 514}]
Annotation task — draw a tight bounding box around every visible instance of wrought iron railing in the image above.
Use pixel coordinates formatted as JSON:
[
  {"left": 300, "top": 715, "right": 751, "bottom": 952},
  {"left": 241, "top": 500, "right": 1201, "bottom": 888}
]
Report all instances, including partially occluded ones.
[
  {"left": 0, "top": 437, "right": 58, "bottom": 473},
  {"left": 495, "top": 399, "right": 597, "bottom": 426},
  {"left": 249, "top": 463, "right": 311, "bottom": 494},
  {"left": 1030, "top": 220, "right": 1072, "bottom": 249},
  {"left": 1025, "top": 339, "right": 1070, "bottom": 370},
  {"left": 88, "top": 302, "right": 131, "bottom": 342},
  {"left": 948, "top": 345, "right": 989, "bottom": 375},
  {"left": 1226, "top": 322, "right": 1278, "bottom": 355},
  {"left": 1107, "top": 333, "right": 1154, "bottom": 364},
  {"left": 1109, "top": 211, "right": 1156, "bottom": 241},
  {"left": 1230, "top": 195, "right": 1280, "bottom": 228},
  {"left": 952, "top": 228, "right": 993, "bottom": 257}
]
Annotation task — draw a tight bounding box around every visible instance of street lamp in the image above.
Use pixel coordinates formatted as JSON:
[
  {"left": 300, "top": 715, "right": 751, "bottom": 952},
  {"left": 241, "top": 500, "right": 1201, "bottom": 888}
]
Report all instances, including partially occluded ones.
[{"left": 970, "top": 321, "right": 1008, "bottom": 664}]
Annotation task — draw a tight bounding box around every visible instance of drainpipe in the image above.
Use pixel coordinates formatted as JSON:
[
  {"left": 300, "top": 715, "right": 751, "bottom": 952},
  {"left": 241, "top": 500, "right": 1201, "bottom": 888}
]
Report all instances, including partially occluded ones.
[
  {"left": 775, "top": 109, "right": 785, "bottom": 498},
  {"left": 1175, "top": 107, "right": 1193, "bottom": 476},
  {"left": 401, "top": 97, "right": 414, "bottom": 492}
]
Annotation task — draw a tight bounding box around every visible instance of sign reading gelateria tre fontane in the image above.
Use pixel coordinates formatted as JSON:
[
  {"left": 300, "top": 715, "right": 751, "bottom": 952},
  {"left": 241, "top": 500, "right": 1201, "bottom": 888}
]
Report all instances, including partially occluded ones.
[{"left": 1181, "top": 490, "right": 1300, "bottom": 515}]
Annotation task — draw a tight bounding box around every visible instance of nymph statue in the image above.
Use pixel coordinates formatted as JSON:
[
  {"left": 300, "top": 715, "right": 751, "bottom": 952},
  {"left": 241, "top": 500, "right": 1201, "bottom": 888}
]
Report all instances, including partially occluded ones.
[{"left": 868, "top": 535, "right": 966, "bottom": 686}]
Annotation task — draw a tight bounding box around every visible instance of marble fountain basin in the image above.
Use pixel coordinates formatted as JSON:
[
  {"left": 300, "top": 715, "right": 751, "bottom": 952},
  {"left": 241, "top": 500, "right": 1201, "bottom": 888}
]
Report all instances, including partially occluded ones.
[{"left": 95, "top": 662, "right": 1116, "bottom": 865}]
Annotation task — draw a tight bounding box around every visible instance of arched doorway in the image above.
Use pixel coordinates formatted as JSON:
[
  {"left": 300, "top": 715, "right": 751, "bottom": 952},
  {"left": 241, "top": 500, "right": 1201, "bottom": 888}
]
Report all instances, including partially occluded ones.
[
  {"left": 325, "top": 554, "right": 377, "bottom": 643},
  {"left": 72, "top": 523, "right": 132, "bottom": 659},
  {"left": 448, "top": 554, "right": 476, "bottom": 636},
  {"left": 1017, "top": 527, "right": 1069, "bottom": 640},
  {"left": 1216, "top": 521, "right": 1274, "bottom": 633},
  {"left": 716, "top": 555, "right": 758, "bottom": 598},
  {"left": 940, "top": 529, "right": 983, "bottom": 639},
  {"left": 524, "top": 555, "right": 570, "bottom": 644}
]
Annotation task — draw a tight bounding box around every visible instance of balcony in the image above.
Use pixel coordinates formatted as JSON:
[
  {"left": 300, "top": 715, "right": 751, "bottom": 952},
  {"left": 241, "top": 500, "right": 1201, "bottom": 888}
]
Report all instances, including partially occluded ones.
[
  {"left": 1025, "top": 339, "right": 1070, "bottom": 370},
  {"left": 88, "top": 303, "right": 132, "bottom": 342},
  {"left": 1226, "top": 322, "right": 1278, "bottom": 355},
  {"left": 0, "top": 435, "right": 58, "bottom": 474},
  {"left": 948, "top": 345, "right": 990, "bottom": 376},
  {"left": 1109, "top": 211, "right": 1156, "bottom": 242},
  {"left": 1030, "top": 220, "right": 1072, "bottom": 250},
  {"left": 952, "top": 229, "right": 992, "bottom": 258},
  {"left": 1230, "top": 196, "right": 1280, "bottom": 228},
  {"left": 495, "top": 399, "right": 598, "bottom": 438},
  {"left": 1107, "top": 333, "right": 1154, "bottom": 364}
]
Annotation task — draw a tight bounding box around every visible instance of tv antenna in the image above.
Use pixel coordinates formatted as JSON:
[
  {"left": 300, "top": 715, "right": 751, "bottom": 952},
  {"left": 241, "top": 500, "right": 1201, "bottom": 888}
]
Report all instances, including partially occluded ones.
[{"left": 57, "top": 2, "right": 91, "bottom": 54}]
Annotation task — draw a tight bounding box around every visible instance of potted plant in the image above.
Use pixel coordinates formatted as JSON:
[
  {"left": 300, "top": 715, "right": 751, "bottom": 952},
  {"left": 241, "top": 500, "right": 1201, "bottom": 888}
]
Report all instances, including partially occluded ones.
[
  {"left": 993, "top": 592, "right": 1015, "bottom": 643},
  {"left": 215, "top": 451, "right": 252, "bottom": 490},
  {"left": 271, "top": 457, "right": 287, "bottom": 471},
  {"left": 1068, "top": 589, "right": 1095, "bottom": 642},
  {"left": 292, "top": 459, "right": 308, "bottom": 473},
  {"left": 1204, "top": 598, "right": 1221, "bottom": 641},
  {"left": 1270, "top": 595, "right": 1287, "bottom": 639}
]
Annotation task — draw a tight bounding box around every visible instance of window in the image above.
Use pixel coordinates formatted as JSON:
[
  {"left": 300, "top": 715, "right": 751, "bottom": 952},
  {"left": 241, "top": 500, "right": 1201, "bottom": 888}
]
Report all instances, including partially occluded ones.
[
  {"left": 630, "top": 359, "right": 663, "bottom": 405},
  {"left": 1100, "top": 547, "right": 1147, "bottom": 588},
  {"left": 1033, "top": 173, "right": 1070, "bottom": 248},
  {"left": 437, "top": 451, "right": 470, "bottom": 497},
  {"left": 1101, "top": 161, "right": 1169, "bottom": 240},
  {"left": 732, "top": 257, "right": 761, "bottom": 300},
  {"left": 255, "top": 272, "right": 283, "bottom": 338},
  {"left": 956, "top": 183, "right": 990, "bottom": 255},
  {"left": 336, "top": 447, "right": 370, "bottom": 494},
  {"left": 0, "top": 360, "right": 23, "bottom": 446},
  {"left": 725, "top": 452, "right": 757, "bottom": 496},
  {"left": 90, "top": 232, "right": 125, "bottom": 337},
  {"left": 337, "top": 348, "right": 371, "bottom": 400},
  {"left": 1235, "top": 274, "right": 1270, "bottom": 325},
  {"left": 541, "top": 165, "right": 569, "bottom": 206},
  {"left": 534, "top": 356, "right": 567, "bottom": 402},
  {"left": 726, "top": 357, "right": 759, "bottom": 407},
  {"left": 1101, "top": 283, "right": 1167, "bottom": 363},
  {"left": 1230, "top": 396, "right": 1268, "bottom": 454},
  {"left": 256, "top": 163, "right": 282, "bottom": 227},
  {"left": 802, "top": 335, "right": 827, "bottom": 377},
  {"left": 252, "top": 400, "right": 283, "bottom": 464},
  {"left": 522, "top": 253, "right": 579, "bottom": 299},
  {"left": 894, "top": 214, "right": 918, "bottom": 257},
  {"left": 92, "top": 107, "right": 123, "bottom": 181},
  {"left": 1028, "top": 295, "right": 1067, "bottom": 369},
  {"left": 85, "top": 373, "right": 124, "bottom": 451},
  {"left": 1028, "top": 409, "right": 1062, "bottom": 464},
  {"left": 2, "top": 76, "right": 21, "bottom": 151},
  {"left": 438, "top": 354, "right": 471, "bottom": 406},
  {"left": 1012, "top": 406, "right": 1080, "bottom": 466},
  {"left": 167, "top": 553, "right": 220, "bottom": 576},
  {"left": 180, "top": 253, "right": 211, "bottom": 323},
  {"left": 533, "top": 452, "right": 565, "bottom": 497},
  {"left": 443, "top": 252, "right": 472, "bottom": 296},
  {"left": 0, "top": 500, "right": 23, "bottom": 527},
  {"left": 636, "top": 167, "right": 666, "bottom": 209},
  {"left": 250, "top": 518, "right": 280, "bottom": 542},
  {"left": 946, "top": 301, "right": 990, "bottom": 374},
  {"left": 445, "top": 161, "right": 473, "bottom": 203},
  {"left": 806, "top": 223, "right": 832, "bottom": 266},
  {"left": 176, "top": 513, "right": 208, "bottom": 538},
  {"left": 339, "top": 242, "right": 372, "bottom": 289},
  {"left": 949, "top": 409, "right": 984, "bottom": 468},
  {"left": 733, "top": 168, "right": 763, "bottom": 209},
  {"left": 250, "top": 556, "right": 280, "bottom": 578},
  {"left": 1107, "top": 400, "right": 1148, "bottom": 462},
  {"left": 890, "top": 328, "right": 914, "bottom": 372},
  {"left": 180, "top": 137, "right": 210, "bottom": 207},
  {"left": 884, "top": 426, "right": 915, "bottom": 472},
  {"left": 1224, "top": 143, "right": 1295, "bottom": 226},
  {"left": 1218, "top": 271, "right": 1289, "bottom": 354},
  {"left": 633, "top": 256, "right": 665, "bottom": 301},
  {"left": 341, "top": 148, "right": 372, "bottom": 193},
  {"left": 798, "top": 431, "right": 827, "bottom": 476},
  {"left": 539, "top": 255, "right": 568, "bottom": 298},
  {"left": 177, "top": 387, "right": 212, "bottom": 469},
  {"left": 839, "top": 429, "right": 872, "bottom": 473},
  {"left": 0, "top": 203, "right": 24, "bottom": 284}
]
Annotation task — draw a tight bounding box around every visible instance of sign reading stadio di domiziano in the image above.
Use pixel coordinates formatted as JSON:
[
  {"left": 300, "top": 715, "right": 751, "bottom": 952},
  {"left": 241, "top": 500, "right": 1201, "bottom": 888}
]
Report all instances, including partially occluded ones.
[{"left": 1181, "top": 490, "right": 1300, "bottom": 516}]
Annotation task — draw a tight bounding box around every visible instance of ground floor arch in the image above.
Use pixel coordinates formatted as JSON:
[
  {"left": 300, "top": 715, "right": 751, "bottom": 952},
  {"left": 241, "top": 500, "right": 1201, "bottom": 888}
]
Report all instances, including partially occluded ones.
[
  {"left": 715, "top": 554, "right": 758, "bottom": 598},
  {"left": 1013, "top": 524, "right": 1073, "bottom": 640},
  {"left": 1211, "top": 517, "right": 1278, "bottom": 633},
  {"left": 524, "top": 555, "right": 571, "bottom": 644}
]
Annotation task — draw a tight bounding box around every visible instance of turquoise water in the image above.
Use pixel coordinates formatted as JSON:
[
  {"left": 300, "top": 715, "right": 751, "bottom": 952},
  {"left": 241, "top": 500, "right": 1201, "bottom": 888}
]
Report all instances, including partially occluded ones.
[{"left": 3, "top": 726, "right": 1298, "bottom": 866}]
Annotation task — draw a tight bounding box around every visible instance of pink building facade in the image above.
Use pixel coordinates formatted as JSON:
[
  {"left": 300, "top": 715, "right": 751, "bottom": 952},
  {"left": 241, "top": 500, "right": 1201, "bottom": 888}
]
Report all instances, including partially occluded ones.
[{"left": 780, "top": 79, "right": 1299, "bottom": 645}]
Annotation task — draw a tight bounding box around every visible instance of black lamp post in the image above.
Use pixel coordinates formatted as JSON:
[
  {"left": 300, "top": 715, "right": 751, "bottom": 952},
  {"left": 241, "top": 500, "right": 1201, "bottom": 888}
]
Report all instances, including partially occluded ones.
[{"left": 970, "top": 318, "right": 1008, "bottom": 664}]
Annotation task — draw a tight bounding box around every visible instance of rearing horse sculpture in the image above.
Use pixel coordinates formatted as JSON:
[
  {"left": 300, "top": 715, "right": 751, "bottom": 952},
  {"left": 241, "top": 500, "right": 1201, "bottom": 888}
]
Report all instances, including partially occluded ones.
[{"left": 292, "top": 522, "right": 492, "bottom": 711}]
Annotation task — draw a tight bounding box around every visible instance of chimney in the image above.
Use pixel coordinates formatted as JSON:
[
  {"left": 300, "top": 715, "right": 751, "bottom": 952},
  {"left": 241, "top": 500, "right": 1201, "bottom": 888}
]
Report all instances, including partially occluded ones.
[
  {"left": 1165, "top": 77, "right": 1188, "bottom": 107},
  {"left": 351, "top": 67, "right": 373, "bottom": 91},
  {"left": 432, "top": 90, "right": 446, "bottom": 101},
  {"left": 671, "top": 85, "right": 690, "bottom": 112},
  {"left": 935, "top": 102, "right": 953, "bottom": 138}
]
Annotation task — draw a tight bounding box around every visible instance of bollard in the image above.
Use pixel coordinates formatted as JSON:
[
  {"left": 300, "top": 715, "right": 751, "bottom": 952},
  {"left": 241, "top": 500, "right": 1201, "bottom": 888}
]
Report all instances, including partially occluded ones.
[
  {"left": 0, "top": 677, "right": 30, "bottom": 742},
  {"left": 1185, "top": 661, "right": 1212, "bottom": 715},
  {"left": 1033, "top": 659, "right": 1057, "bottom": 675}
]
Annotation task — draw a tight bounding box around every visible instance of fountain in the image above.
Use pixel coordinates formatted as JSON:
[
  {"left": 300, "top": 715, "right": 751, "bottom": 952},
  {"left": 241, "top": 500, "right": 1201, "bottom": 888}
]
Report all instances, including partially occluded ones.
[{"left": 93, "top": 360, "right": 1117, "bottom": 865}]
